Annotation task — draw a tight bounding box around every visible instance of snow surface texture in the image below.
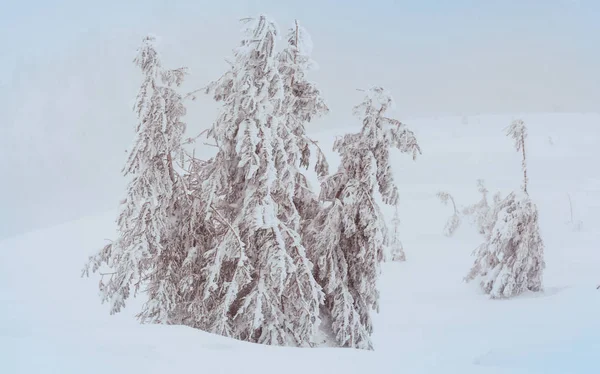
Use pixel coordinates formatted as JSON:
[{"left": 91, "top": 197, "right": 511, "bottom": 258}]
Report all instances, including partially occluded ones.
[{"left": 1, "top": 113, "right": 599, "bottom": 373}]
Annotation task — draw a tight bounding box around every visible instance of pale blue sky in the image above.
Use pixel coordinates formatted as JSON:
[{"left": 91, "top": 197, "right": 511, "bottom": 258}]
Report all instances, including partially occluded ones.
[
  {"left": 1, "top": 0, "right": 599, "bottom": 238},
  {"left": 3, "top": 1, "right": 599, "bottom": 52},
  {"left": 2, "top": 1, "right": 599, "bottom": 65},
  {"left": 2, "top": 0, "right": 599, "bottom": 113}
]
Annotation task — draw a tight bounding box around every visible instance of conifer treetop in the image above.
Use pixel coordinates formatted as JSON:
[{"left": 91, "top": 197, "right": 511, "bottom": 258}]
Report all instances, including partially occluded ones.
[{"left": 507, "top": 119, "right": 529, "bottom": 194}]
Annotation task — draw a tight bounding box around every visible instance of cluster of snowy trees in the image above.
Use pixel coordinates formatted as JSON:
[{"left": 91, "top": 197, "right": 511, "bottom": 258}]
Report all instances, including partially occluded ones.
[
  {"left": 83, "top": 15, "right": 420, "bottom": 350},
  {"left": 84, "top": 14, "right": 547, "bottom": 349}
]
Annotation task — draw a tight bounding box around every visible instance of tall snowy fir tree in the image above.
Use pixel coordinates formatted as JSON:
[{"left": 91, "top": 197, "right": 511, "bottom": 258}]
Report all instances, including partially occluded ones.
[
  {"left": 307, "top": 87, "right": 421, "bottom": 349},
  {"left": 190, "top": 15, "right": 325, "bottom": 347},
  {"left": 275, "top": 19, "right": 330, "bottom": 345},
  {"left": 83, "top": 36, "right": 190, "bottom": 322},
  {"left": 277, "top": 20, "right": 330, "bottom": 229},
  {"left": 466, "top": 119, "right": 545, "bottom": 298}
]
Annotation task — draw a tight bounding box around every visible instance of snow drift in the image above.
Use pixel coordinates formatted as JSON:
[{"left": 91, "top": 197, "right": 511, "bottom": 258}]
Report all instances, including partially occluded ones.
[{"left": 1, "top": 113, "right": 599, "bottom": 373}]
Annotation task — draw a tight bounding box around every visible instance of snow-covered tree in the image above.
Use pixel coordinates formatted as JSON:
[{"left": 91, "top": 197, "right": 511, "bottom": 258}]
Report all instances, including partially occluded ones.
[
  {"left": 83, "top": 36, "right": 189, "bottom": 322},
  {"left": 389, "top": 205, "right": 406, "bottom": 261},
  {"left": 274, "top": 19, "right": 331, "bottom": 345},
  {"left": 465, "top": 119, "right": 545, "bottom": 298},
  {"left": 277, "top": 20, "right": 329, "bottom": 229},
  {"left": 307, "top": 87, "right": 420, "bottom": 349},
  {"left": 192, "top": 15, "right": 324, "bottom": 347}
]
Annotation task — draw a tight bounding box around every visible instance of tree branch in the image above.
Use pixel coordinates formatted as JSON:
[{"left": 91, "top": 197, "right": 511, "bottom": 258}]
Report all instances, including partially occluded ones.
[{"left": 210, "top": 205, "right": 245, "bottom": 250}]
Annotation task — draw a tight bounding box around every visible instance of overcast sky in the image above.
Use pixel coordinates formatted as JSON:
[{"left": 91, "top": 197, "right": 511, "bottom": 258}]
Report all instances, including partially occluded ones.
[{"left": 1, "top": 0, "right": 599, "bottom": 238}]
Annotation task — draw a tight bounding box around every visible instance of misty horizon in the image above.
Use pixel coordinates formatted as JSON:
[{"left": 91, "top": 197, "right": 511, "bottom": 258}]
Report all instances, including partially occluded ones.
[{"left": 1, "top": 0, "right": 599, "bottom": 238}]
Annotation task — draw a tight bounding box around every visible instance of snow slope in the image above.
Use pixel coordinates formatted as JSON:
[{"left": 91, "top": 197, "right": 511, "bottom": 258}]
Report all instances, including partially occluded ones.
[{"left": 1, "top": 113, "right": 599, "bottom": 373}]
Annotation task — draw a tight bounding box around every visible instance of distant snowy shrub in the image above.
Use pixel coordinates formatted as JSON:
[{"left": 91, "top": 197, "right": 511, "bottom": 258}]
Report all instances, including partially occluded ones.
[
  {"left": 462, "top": 179, "right": 499, "bottom": 236},
  {"left": 436, "top": 191, "right": 461, "bottom": 237},
  {"left": 437, "top": 179, "right": 500, "bottom": 238}
]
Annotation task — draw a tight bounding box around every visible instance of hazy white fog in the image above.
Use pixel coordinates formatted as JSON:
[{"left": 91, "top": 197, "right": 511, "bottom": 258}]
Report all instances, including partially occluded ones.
[{"left": 1, "top": 0, "right": 599, "bottom": 238}]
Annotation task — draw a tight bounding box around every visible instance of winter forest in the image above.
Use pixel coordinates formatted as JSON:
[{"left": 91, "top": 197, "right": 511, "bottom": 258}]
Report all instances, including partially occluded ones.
[
  {"left": 83, "top": 15, "right": 547, "bottom": 350},
  {"left": 3, "top": 4, "right": 600, "bottom": 373}
]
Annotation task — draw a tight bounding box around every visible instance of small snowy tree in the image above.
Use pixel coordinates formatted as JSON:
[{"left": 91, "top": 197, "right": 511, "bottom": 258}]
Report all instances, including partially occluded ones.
[
  {"left": 307, "top": 87, "right": 420, "bottom": 349},
  {"left": 83, "top": 36, "right": 189, "bottom": 321},
  {"left": 191, "top": 15, "right": 324, "bottom": 347},
  {"left": 437, "top": 191, "right": 461, "bottom": 237},
  {"left": 465, "top": 120, "right": 545, "bottom": 298}
]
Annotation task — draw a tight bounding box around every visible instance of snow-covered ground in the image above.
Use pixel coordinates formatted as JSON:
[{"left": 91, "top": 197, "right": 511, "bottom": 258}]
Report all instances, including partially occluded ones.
[{"left": 1, "top": 113, "right": 599, "bottom": 373}]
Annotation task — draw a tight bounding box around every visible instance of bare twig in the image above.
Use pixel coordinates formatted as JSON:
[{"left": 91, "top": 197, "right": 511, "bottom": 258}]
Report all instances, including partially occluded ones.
[
  {"left": 305, "top": 136, "right": 327, "bottom": 159},
  {"left": 184, "top": 88, "right": 205, "bottom": 101},
  {"left": 180, "top": 129, "right": 210, "bottom": 146},
  {"left": 449, "top": 195, "right": 457, "bottom": 215}
]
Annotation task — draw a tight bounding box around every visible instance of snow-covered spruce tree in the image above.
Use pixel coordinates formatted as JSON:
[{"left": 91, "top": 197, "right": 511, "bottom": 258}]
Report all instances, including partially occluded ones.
[
  {"left": 465, "top": 120, "right": 545, "bottom": 298},
  {"left": 193, "top": 15, "right": 324, "bottom": 347},
  {"left": 274, "top": 19, "right": 331, "bottom": 343},
  {"left": 82, "top": 36, "right": 189, "bottom": 322},
  {"left": 277, "top": 20, "right": 330, "bottom": 230},
  {"left": 389, "top": 205, "right": 406, "bottom": 261},
  {"left": 307, "top": 87, "right": 421, "bottom": 349}
]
